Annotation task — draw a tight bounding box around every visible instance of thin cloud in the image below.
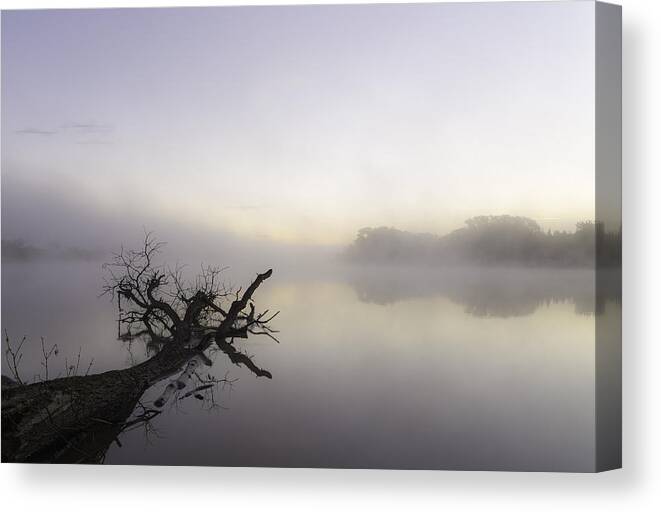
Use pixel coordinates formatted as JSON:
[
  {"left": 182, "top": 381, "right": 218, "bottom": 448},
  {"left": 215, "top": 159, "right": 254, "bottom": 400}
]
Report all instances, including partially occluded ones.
[
  {"left": 15, "top": 128, "right": 58, "bottom": 136},
  {"left": 67, "top": 122, "right": 114, "bottom": 134},
  {"left": 14, "top": 121, "right": 115, "bottom": 141}
]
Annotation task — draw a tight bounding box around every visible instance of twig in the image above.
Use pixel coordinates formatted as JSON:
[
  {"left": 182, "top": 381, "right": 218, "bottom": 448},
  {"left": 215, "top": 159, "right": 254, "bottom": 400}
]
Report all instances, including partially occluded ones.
[{"left": 4, "top": 330, "right": 26, "bottom": 385}]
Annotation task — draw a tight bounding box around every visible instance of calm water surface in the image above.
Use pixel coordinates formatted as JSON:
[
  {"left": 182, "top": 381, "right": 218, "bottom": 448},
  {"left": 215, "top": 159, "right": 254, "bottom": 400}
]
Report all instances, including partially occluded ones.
[{"left": 2, "top": 261, "right": 615, "bottom": 470}]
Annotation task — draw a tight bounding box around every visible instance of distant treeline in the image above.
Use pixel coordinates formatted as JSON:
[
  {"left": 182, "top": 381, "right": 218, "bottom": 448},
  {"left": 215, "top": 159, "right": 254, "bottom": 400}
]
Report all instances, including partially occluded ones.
[
  {"left": 344, "top": 215, "right": 621, "bottom": 267},
  {"left": 1, "top": 239, "right": 104, "bottom": 263}
]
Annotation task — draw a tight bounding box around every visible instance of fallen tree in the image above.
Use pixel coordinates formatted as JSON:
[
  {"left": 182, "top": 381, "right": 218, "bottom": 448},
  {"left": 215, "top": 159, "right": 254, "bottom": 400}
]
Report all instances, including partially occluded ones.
[{"left": 2, "top": 234, "right": 278, "bottom": 463}]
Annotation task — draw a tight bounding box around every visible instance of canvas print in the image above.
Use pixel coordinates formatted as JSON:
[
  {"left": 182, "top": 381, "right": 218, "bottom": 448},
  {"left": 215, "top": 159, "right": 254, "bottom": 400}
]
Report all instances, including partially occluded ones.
[{"left": 1, "top": 2, "right": 621, "bottom": 471}]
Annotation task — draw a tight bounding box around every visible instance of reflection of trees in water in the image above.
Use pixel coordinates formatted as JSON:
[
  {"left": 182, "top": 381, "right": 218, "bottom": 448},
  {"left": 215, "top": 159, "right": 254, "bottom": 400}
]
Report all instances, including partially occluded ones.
[
  {"left": 349, "top": 267, "right": 621, "bottom": 317},
  {"left": 2, "top": 235, "right": 278, "bottom": 463}
]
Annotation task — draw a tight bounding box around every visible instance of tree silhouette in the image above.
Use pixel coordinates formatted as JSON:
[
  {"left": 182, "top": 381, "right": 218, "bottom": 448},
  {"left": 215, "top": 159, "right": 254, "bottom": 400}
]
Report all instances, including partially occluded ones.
[
  {"left": 2, "top": 234, "right": 278, "bottom": 463},
  {"left": 345, "top": 215, "right": 621, "bottom": 267}
]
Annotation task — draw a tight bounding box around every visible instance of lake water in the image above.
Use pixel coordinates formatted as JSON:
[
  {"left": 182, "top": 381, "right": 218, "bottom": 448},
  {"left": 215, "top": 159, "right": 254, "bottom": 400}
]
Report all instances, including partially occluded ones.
[{"left": 1, "top": 260, "right": 618, "bottom": 471}]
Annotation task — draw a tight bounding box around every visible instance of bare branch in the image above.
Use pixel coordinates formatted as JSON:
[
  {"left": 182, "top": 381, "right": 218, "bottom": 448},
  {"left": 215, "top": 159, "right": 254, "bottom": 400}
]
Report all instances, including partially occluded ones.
[
  {"left": 4, "top": 330, "right": 26, "bottom": 386},
  {"left": 39, "top": 337, "right": 58, "bottom": 381}
]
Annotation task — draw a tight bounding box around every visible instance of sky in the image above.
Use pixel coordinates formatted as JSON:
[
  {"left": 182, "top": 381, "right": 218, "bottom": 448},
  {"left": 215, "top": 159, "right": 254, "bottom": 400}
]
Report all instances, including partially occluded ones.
[{"left": 1, "top": 2, "right": 596, "bottom": 247}]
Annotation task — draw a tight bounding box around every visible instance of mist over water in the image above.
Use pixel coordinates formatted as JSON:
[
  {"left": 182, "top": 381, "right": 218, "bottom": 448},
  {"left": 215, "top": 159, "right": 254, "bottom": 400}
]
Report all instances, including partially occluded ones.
[
  {"left": 1, "top": 176, "right": 616, "bottom": 469},
  {"left": 1, "top": 245, "right": 616, "bottom": 470}
]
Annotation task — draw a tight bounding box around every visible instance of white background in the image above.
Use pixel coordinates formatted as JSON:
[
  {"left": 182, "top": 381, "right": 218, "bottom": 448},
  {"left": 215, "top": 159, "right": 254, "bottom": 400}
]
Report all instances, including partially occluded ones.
[{"left": 1, "top": 0, "right": 658, "bottom": 510}]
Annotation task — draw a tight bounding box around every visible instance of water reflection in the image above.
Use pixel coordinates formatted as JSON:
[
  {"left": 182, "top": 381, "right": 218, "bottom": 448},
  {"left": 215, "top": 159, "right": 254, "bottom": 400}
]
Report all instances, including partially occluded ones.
[
  {"left": 2, "top": 260, "right": 609, "bottom": 470},
  {"left": 345, "top": 266, "right": 621, "bottom": 317}
]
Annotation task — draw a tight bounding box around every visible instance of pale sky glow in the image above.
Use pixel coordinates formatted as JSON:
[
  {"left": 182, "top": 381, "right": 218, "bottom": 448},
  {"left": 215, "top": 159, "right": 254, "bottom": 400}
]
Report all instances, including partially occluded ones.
[{"left": 2, "top": 3, "right": 595, "bottom": 246}]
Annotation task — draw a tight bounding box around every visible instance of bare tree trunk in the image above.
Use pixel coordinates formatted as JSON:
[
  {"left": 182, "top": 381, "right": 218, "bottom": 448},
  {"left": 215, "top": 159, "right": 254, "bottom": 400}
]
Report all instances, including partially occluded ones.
[{"left": 1, "top": 344, "right": 195, "bottom": 463}]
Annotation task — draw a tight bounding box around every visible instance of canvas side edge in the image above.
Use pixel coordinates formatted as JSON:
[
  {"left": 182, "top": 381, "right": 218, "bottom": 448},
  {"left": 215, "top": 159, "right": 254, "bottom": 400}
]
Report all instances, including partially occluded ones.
[{"left": 594, "top": 0, "right": 622, "bottom": 473}]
